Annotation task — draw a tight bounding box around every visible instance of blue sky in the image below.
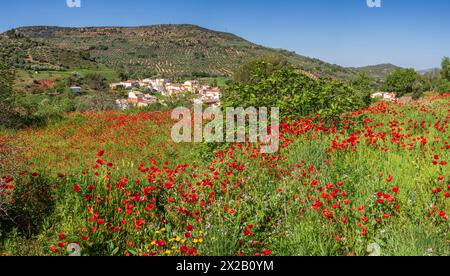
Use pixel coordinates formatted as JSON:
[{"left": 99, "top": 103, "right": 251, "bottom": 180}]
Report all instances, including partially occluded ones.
[{"left": 1, "top": 0, "right": 449, "bottom": 69}]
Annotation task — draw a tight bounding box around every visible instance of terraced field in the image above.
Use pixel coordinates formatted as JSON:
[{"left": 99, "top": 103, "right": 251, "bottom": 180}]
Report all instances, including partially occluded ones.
[{"left": 14, "top": 25, "right": 357, "bottom": 79}]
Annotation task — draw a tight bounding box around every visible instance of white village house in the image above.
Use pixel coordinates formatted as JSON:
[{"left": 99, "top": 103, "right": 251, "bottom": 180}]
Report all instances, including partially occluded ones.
[
  {"left": 110, "top": 80, "right": 140, "bottom": 90},
  {"left": 371, "top": 92, "right": 397, "bottom": 101}
]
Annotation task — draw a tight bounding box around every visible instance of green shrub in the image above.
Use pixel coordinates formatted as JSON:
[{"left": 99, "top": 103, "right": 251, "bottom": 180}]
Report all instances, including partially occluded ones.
[{"left": 222, "top": 62, "right": 362, "bottom": 119}]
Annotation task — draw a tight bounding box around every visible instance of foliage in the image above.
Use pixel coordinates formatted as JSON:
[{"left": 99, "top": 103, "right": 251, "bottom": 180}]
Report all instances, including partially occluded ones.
[
  {"left": 351, "top": 63, "right": 401, "bottom": 82},
  {"left": 233, "top": 54, "right": 290, "bottom": 84},
  {"left": 0, "top": 31, "right": 96, "bottom": 71},
  {"left": 1, "top": 95, "right": 450, "bottom": 256},
  {"left": 73, "top": 91, "right": 117, "bottom": 112},
  {"left": 350, "top": 72, "right": 374, "bottom": 106},
  {"left": 441, "top": 56, "right": 450, "bottom": 82},
  {"left": 84, "top": 73, "right": 108, "bottom": 91},
  {"left": 383, "top": 68, "right": 422, "bottom": 97},
  {"left": 14, "top": 25, "right": 358, "bottom": 80},
  {"left": 223, "top": 62, "right": 362, "bottom": 118},
  {"left": 0, "top": 60, "right": 15, "bottom": 103}
]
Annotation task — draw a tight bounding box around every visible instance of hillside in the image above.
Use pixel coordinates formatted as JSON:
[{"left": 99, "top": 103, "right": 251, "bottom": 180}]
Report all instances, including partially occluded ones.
[
  {"left": 0, "top": 29, "right": 98, "bottom": 71},
  {"left": 12, "top": 25, "right": 358, "bottom": 80},
  {"left": 352, "top": 63, "right": 401, "bottom": 80}
]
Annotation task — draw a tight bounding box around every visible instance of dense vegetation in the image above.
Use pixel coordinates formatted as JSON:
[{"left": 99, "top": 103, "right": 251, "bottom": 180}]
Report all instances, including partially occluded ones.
[
  {"left": 12, "top": 25, "right": 360, "bottom": 80},
  {"left": 223, "top": 60, "right": 363, "bottom": 118},
  {"left": 351, "top": 64, "right": 401, "bottom": 84},
  {"left": 1, "top": 94, "right": 449, "bottom": 256},
  {"left": 1, "top": 24, "right": 450, "bottom": 257},
  {"left": 383, "top": 68, "right": 423, "bottom": 99},
  {"left": 0, "top": 30, "right": 97, "bottom": 71}
]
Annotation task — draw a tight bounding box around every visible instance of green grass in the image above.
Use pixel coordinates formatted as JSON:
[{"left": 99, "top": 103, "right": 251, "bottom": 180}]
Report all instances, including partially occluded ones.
[{"left": 1, "top": 95, "right": 449, "bottom": 256}]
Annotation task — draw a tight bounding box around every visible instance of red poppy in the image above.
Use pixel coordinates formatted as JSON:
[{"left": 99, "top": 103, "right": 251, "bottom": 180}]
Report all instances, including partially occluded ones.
[
  {"left": 262, "top": 249, "right": 271, "bottom": 256},
  {"left": 392, "top": 187, "right": 399, "bottom": 194},
  {"left": 157, "top": 240, "right": 166, "bottom": 247},
  {"left": 386, "top": 176, "right": 394, "bottom": 182},
  {"left": 73, "top": 185, "right": 81, "bottom": 192},
  {"left": 58, "top": 233, "right": 65, "bottom": 240},
  {"left": 97, "top": 150, "right": 105, "bottom": 157}
]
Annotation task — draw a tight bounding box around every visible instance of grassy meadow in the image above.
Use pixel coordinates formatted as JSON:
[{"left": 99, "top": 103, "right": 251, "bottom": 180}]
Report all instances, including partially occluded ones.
[{"left": 0, "top": 94, "right": 449, "bottom": 256}]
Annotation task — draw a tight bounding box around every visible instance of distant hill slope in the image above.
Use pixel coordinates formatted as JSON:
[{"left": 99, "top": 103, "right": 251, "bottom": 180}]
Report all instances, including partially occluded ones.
[
  {"left": 11, "top": 24, "right": 358, "bottom": 80},
  {"left": 351, "top": 63, "right": 401, "bottom": 80},
  {"left": 0, "top": 30, "right": 98, "bottom": 71}
]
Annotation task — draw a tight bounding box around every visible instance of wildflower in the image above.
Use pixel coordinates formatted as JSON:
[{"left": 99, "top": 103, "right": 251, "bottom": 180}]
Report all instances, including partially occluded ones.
[
  {"left": 157, "top": 240, "right": 166, "bottom": 247},
  {"left": 262, "top": 249, "right": 271, "bottom": 256},
  {"left": 58, "top": 233, "right": 66, "bottom": 240}
]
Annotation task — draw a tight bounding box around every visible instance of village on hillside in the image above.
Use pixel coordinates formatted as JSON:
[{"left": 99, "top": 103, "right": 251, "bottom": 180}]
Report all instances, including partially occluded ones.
[{"left": 111, "top": 79, "right": 222, "bottom": 110}]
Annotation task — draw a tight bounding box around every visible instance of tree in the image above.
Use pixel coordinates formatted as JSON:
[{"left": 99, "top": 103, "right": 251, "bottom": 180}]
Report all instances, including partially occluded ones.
[
  {"left": 209, "top": 79, "right": 218, "bottom": 87},
  {"left": 421, "top": 70, "right": 441, "bottom": 93},
  {"left": 0, "top": 60, "right": 15, "bottom": 102},
  {"left": 85, "top": 73, "right": 108, "bottom": 91},
  {"left": 351, "top": 73, "right": 373, "bottom": 106},
  {"left": 383, "top": 68, "right": 421, "bottom": 98},
  {"left": 233, "top": 54, "right": 290, "bottom": 84},
  {"left": 0, "top": 60, "right": 16, "bottom": 126},
  {"left": 223, "top": 62, "right": 361, "bottom": 119},
  {"left": 67, "top": 73, "right": 83, "bottom": 87},
  {"left": 441, "top": 56, "right": 450, "bottom": 81}
]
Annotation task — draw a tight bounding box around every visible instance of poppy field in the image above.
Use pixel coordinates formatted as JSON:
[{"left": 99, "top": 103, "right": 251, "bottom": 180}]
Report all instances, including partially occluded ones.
[{"left": 1, "top": 94, "right": 449, "bottom": 256}]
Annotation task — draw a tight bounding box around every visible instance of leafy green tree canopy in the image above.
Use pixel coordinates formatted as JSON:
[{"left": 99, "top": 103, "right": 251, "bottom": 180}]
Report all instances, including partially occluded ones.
[
  {"left": 441, "top": 56, "right": 450, "bottom": 82},
  {"left": 232, "top": 54, "right": 290, "bottom": 84},
  {"left": 223, "top": 61, "right": 361, "bottom": 118},
  {"left": 351, "top": 72, "right": 373, "bottom": 106},
  {"left": 383, "top": 68, "right": 421, "bottom": 97},
  {"left": 0, "top": 60, "right": 15, "bottom": 102}
]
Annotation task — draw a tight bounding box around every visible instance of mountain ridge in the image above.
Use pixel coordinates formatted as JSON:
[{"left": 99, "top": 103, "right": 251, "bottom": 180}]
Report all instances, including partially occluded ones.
[
  {"left": 2, "top": 24, "right": 399, "bottom": 81},
  {"left": 5, "top": 24, "right": 358, "bottom": 80}
]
